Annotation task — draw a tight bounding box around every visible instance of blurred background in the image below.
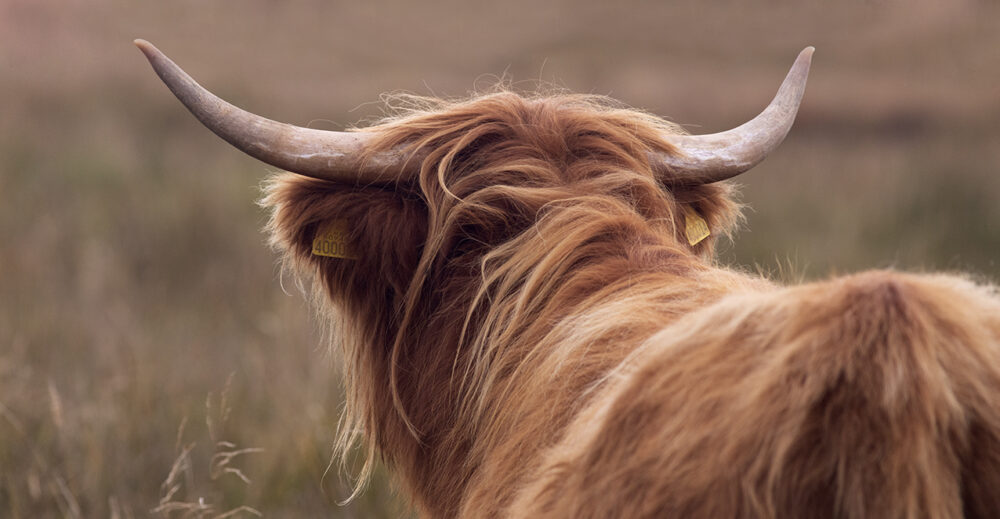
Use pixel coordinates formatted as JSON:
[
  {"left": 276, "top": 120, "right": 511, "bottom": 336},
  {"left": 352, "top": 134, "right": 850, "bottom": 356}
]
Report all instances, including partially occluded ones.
[{"left": 2, "top": 0, "right": 998, "bottom": 517}]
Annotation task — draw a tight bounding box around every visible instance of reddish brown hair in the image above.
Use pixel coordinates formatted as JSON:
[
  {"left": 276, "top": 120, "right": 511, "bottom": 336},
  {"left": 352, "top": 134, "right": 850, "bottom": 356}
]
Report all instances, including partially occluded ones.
[{"left": 262, "top": 91, "right": 1000, "bottom": 518}]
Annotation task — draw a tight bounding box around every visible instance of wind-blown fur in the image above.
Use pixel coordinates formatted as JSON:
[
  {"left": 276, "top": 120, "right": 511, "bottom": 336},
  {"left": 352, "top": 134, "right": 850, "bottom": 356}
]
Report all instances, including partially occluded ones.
[{"left": 262, "top": 91, "right": 1000, "bottom": 518}]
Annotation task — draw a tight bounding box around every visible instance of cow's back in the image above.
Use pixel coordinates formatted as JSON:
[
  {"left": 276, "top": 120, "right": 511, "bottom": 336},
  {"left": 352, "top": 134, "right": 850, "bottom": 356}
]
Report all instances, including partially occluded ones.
[{"left": 508, "top": 270, "right": 1000, "bottom": 519}]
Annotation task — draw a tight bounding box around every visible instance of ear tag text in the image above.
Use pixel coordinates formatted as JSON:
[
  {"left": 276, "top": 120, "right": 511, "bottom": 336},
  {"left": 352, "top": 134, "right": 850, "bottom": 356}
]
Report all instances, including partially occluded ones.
[
  {"left": 312, "top": 219, "right": 357, "bottom": 259},
  {"left": 682, "top": 206, "right": 710, "bottom": 246}
]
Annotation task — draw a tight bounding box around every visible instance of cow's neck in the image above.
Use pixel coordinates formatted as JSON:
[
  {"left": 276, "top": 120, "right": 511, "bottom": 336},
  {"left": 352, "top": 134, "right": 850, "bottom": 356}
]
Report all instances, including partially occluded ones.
[{"left": 371, "top": 252, "right": 769, "bottom": 516}]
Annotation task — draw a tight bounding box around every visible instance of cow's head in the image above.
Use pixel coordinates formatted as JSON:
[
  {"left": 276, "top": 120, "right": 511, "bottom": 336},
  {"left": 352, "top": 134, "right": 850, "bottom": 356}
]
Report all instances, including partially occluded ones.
[{"left": 136, "top": 40, "right": 811, "bottom": 493}]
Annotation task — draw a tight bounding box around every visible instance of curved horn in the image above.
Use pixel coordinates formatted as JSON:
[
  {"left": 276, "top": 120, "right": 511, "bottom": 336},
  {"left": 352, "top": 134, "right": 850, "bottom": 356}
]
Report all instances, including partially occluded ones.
[
  {"left": 656, "top": 46, "right": 813, "bottom": 185},
  {"left": 135, "top": 39, "right": 405, "bottom": 184}
]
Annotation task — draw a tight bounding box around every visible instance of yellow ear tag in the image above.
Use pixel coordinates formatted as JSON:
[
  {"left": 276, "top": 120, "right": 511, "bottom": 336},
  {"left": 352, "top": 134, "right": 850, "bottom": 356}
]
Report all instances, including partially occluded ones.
[
  {"left": 311, "top": 219, "right": 357, "bottom": 259},
  {"left": 682, "top": 206, "right": 710, "bottom": 246}
]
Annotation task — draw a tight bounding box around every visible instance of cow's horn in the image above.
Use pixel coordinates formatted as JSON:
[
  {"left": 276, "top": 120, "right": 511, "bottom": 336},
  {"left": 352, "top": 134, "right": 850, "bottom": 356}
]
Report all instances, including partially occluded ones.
[
  {"left": 656, "top": 47, "right": 813, "bottom": 185},
  {"left": 135, "top": 39, "right": 405, "bottom": 184}
]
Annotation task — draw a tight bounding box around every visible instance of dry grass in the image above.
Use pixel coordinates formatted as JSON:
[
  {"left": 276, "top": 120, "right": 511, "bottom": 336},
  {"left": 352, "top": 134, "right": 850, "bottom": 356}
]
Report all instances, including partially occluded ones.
[{"left": 2, "top": 0, "right": 998, "bottom": 516}]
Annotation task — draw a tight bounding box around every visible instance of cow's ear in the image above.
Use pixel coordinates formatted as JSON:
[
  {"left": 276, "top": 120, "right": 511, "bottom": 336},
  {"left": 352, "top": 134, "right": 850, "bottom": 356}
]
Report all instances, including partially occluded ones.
[{"left": 263, "top": 174, "right": 427, "bottom": 304}]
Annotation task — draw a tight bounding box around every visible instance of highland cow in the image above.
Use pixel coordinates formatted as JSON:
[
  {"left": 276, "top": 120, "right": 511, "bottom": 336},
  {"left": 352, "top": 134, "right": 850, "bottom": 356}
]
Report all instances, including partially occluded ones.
[{"left": 137, "top": 40, "right": 1000, "bottom": 518}]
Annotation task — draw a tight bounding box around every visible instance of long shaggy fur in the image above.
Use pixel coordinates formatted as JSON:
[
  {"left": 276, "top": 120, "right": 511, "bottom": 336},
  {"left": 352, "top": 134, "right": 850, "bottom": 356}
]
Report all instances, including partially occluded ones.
[{"left": 261, "top": 91, "right": 1000, "bottom": 518}]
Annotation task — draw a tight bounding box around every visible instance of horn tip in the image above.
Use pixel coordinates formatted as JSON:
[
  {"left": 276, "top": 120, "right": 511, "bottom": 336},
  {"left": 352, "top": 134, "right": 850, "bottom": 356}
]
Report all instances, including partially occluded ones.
[
  {"left": 799, "top": 46, "right": 815, "bottom": 62},
  {"left": 134, "top": 39, "right": 158, "bottom": 59}
]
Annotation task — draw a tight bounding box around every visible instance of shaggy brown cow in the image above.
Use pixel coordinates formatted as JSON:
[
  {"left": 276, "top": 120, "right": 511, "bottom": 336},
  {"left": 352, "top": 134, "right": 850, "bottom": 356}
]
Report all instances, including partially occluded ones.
[{"left": 137, "top": 40, "right": 1000, "bottom": 518}]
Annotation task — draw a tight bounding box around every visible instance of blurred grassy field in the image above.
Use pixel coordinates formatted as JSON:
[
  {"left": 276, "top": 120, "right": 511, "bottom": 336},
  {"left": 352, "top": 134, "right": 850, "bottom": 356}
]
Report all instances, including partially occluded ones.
[{"left": 2, "top": 0, "right": 998, "bottom": 517}]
